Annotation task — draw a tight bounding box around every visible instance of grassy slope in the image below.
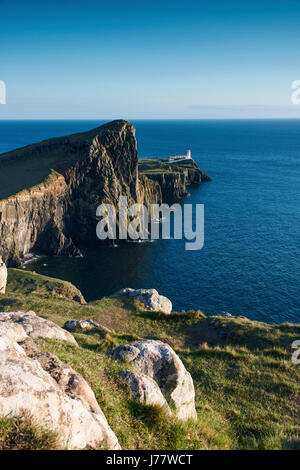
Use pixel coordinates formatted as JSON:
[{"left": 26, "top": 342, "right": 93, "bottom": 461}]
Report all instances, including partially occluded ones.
[{"left": 0, "top": 268, "right": 299, "bottom": 450}]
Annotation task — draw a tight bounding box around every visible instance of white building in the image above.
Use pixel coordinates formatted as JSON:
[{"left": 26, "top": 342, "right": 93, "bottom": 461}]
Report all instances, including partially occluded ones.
[{"left": 168, "top": 149, "right": 192, "bottom": 163}]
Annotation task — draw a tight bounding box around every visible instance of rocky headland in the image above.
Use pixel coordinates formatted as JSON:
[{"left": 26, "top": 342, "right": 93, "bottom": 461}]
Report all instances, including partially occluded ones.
[{"left": 0, "top": 120, "right": 210, "bottom": 266}]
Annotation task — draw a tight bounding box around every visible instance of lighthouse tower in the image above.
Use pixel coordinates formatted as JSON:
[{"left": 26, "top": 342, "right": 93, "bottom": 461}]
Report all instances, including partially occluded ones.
[{"left": 187, "top": 149, "right": 191, "bottom": 159}]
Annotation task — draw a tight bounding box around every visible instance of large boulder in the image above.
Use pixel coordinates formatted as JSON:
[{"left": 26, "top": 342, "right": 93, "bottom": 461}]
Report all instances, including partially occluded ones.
[
  {"left": 111, "top": 340, "right": 197, "bottom": 421},
  {"left": 0, "top": 257, "right": 7, "bottom": 294},
  {"left": 0, "top": 324, "right": 120, "bottom": 450},
  {"left": 0, "top": 311, "right": 78, "bottom": 346},
  {"left": 114, "top": 288, "right": 172, "bottom": 315}
]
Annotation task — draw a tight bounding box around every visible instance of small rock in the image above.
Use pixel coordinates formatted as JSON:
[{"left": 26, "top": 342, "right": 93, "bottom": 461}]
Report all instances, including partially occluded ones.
[
  {"left": 64, "top": 320, "right": 77, "bottom": 331},
  {"left": 219, "top": 312, "right": 232, "bottom": 317},
  {"left": 78, "top": 320, "right": 92, "bottom": 329},
  {"left": 63, "top": 319, "right": 113, "bottom": 334},
  {"left": 113, "top": 287, "right": 136, "bottom": 296}
]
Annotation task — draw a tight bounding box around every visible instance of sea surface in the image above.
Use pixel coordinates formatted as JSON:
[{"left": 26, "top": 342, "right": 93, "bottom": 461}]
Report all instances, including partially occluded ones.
[{"left": 0, "top": 119, "right": 299, "bottom": 323}]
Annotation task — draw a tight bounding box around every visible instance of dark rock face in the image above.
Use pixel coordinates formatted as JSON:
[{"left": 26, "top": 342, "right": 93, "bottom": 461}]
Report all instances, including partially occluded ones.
[{"left": 0, "top": 120, "right": 210, "bottom": 265}]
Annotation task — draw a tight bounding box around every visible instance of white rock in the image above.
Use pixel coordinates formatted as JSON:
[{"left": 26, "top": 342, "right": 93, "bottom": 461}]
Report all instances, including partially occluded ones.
[
  {"left": 115, "top": 287, "right": 172, "bottom": 315},
  {"left": 0, "top": 311, "right": 78, "bottom": 346},
  {"left": 135, "top": 292, "right": 172, "bottom": 315},
  {"left": 78, "top": 320, "right": 92, "bottom": 329},
  {"left": 111, "top": 340, "right": 197, "bottom": 421},
  {"left": 0, "top": 327, "right": 120, "bottom": 450},
  {"left": 0, "top": 257, "right": 7, "bottom": 294}
]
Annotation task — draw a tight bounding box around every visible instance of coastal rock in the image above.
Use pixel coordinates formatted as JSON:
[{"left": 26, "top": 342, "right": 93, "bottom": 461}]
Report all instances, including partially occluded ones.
[
  {"left": 0, "top": 257, "right": 7, "bottom": 294},
  {"left": 0, "top": 311, "right": 78, "bottom": 346},
  {"left": 113, "top": 287, "right": 136, "bottom": 296},
  {"left": 139, "top": 158, "right": 211, "bottom": 200},
  {"left": 115, "top": 288, "right": 172, "bottom": 315},
  {"left": 111, "top": 340, "right": 197, "bottom": 421},
  {"left": 63, "top": 319, "right": 113, "bottom": 333},
  {"left": 119, "top": 370, "right": 172, "bottom": 415},
  {"left": 0, "top": 326, "right": 120, "bottom": 450}
]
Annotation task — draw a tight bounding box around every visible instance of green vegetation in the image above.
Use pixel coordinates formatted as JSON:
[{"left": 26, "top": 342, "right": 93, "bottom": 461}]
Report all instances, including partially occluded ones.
[
  {"left": 0, "top": 268, "right": 299, "bottom": 450},
  {"left": 139, "top": 158, "right": 198, "bottom": 176},
  {"left": 7, "top": 268, "right": 85, "bottom": 303}
]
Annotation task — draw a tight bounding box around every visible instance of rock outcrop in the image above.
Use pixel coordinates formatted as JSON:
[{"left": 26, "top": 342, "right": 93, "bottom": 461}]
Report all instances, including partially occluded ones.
[
  {"left": 139, "top": 158, "right": 211, "bottom": 200},
  {"left": 111, "top": 340, "right": 197, "bottom": 421},
  {"left": 114, "top": 288, "right": 172, "bottom": 315},
  {"left": 0, "top": 257, "right": 7, "bottom": 294},
  {"left": 0, "top": 311, "right": 78, "bottom": 346},
  {"left": 0, "top": 319, "right": 120, "bottom": 450}
]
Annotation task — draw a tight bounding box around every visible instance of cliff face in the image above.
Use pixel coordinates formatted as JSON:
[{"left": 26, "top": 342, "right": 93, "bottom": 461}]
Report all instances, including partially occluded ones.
[
  {"left": 0, "top": 120, "right": 210, "bottom": 265},
  {"left": 0, "top": 121, "right": 142, "bottom": 265}
]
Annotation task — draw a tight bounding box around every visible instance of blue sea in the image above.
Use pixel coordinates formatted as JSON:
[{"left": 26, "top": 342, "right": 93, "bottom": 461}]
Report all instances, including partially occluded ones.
[{"left": 0, "top": 119, "right": 299, "bottom": 324}]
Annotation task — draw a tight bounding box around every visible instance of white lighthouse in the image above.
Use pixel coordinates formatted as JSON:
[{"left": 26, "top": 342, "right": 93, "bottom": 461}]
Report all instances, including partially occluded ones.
[{"left": 168, "top": 149, "right": 192, "bottom": 163}]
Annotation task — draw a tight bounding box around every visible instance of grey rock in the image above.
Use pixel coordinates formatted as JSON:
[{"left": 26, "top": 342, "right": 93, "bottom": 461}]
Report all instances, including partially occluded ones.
[
  {"left": 119, "top": 370, "right": 172, "bottom": 415},
  {"left": 64, "top": 320, "right": 77, "bottom": 331},
  {"left": 113, "top": 287, "right": 136, "bottom": 296},
  {"left": 63, "top": 319, "right": 113, "bottom": 333},
  {"left": 111, "top": 340, "right": 196, "bottom": 421}
]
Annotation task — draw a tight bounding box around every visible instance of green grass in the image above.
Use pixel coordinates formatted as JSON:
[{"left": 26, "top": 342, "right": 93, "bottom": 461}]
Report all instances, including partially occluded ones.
[
  {"left": 0, "top": 268, "right": 299, "bottom": 450},
  {"left": 139, "top": 158, "right": 198, "bottom": 176}
]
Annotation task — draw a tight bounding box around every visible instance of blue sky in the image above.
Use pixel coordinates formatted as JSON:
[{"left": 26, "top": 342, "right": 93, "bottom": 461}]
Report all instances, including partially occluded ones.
[{"left": 1, "top": 0, "right": 300, "bottom": 119}]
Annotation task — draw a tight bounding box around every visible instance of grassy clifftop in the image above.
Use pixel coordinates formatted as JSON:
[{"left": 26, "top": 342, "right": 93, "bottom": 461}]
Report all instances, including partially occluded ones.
[
  {"left": 0, "top": 269, "right": 299, "bottom": 450},
  {"left": 0, "top": 120, "right": 134, "bottom": 201}
]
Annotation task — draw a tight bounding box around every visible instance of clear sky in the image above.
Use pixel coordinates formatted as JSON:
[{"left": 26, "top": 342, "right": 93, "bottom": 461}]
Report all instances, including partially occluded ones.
[{"left": 1, "top": 0, "right": 300, "bottom": 119}]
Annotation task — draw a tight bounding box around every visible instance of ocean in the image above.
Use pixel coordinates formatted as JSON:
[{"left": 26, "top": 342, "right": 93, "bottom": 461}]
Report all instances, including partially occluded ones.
[{"left": 0, "top": 119, "right": 299, "bottom": 323}]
